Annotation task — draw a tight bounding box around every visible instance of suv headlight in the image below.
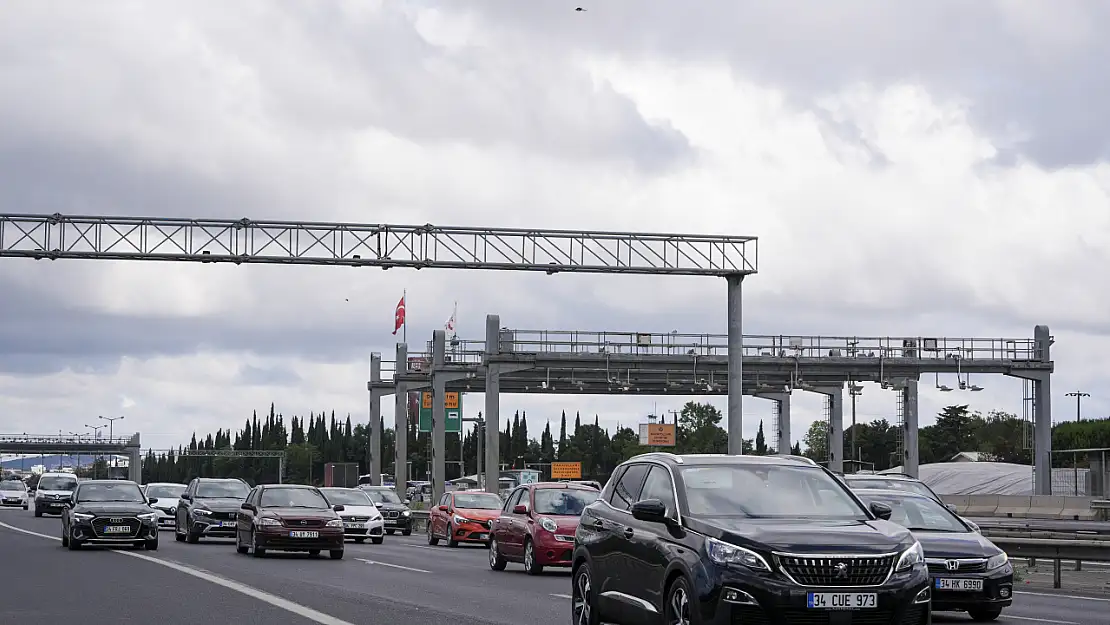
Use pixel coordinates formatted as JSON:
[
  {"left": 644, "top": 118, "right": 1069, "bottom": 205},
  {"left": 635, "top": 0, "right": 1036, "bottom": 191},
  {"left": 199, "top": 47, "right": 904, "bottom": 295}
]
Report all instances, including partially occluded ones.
[
  {"left": 986, "top": 552, "right": 1008, "bottom": 570},
  {"left": 72, "top": 512, "right": 95, "bottom": 522},
  {"left": 193, "top": 508, "right": 211, "bottom": 516},
  {"left": 539, "top": 517, "right": 558, "bottom": 533},
  {"left": 706, "top": 537, "right": 771, "bottom": 571},
  {"left": 895, "top": 541, "right": 924, "bottom": 572},
  {"left": 401, "top": 509, "right": 411, "bottom": 517},
  {"left": 325, "top": 519, "right": 343, "bottom": 528},
  {"left": 257, "top": 517, "right": 282, "bottom": 526},
  {"left": 137, "top": 512, "right": 157, "bottom": 522}
]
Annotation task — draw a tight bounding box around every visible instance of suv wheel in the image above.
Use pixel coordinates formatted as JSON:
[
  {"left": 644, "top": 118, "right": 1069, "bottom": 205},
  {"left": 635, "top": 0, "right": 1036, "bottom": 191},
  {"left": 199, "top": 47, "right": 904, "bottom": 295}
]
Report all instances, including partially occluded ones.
[
  {"left": 968, "top": 607, "right": 1002, "bottom": 622},
  {"left": 174, "top": 520, "right": 185, "bottom": 542},
  {"left": 571, "top": 562, "right": 599, "bottom": 625},
  {"left": 665, "top": 576, "right": 696, "bottom": 625}
]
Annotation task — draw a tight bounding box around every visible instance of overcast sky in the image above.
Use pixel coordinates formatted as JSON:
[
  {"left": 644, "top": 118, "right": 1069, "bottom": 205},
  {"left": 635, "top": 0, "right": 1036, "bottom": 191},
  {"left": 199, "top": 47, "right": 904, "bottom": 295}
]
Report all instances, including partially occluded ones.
[{"left": 1, "top": 1, "right": 1108, "bottom": 456}]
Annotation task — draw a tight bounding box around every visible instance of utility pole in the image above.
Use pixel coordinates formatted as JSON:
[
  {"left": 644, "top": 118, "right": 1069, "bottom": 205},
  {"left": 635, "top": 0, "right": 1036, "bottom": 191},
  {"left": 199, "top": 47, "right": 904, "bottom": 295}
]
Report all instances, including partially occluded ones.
[
  {"left": 100, "top": 415, "right": 124, "bottom": 474},
  {"left": 1065, "top": 392, "right": 1090, "bottom": 422},
  {"left": 848, "top": 383, "right": 863, "bottom": 466}
]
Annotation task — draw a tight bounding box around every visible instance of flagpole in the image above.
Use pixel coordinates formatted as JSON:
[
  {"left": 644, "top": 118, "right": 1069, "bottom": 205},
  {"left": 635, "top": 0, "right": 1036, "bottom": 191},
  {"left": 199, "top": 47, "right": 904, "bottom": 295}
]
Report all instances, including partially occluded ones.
[{"left": 402, "top": 289, "right": 407, "bottom": 343}]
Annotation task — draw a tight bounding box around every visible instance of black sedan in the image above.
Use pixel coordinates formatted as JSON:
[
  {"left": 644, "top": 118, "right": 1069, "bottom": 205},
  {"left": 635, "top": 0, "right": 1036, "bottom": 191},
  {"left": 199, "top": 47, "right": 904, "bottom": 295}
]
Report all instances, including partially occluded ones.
[
  {"left": 359, "top": 486, "right": 413, "bottom": 535},
  {"left": 61, "top": 480, "right": 160, "bottom": 551},
  {"left": 855, "top": 488, "right": 1012, "bottom": 621}
]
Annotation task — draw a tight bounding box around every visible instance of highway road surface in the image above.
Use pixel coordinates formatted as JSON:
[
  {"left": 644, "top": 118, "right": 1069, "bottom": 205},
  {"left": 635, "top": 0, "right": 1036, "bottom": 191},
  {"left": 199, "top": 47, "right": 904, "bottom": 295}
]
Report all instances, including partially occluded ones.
[{"left": 1, "top": 508, "right": 1106, "bottom": 624}]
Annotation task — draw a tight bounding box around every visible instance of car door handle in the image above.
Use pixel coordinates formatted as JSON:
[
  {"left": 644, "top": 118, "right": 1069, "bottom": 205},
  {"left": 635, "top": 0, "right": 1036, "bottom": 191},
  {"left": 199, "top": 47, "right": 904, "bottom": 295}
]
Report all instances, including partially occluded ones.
[{"left": 623, "top": 527, "right": 634, "bottom": 538}]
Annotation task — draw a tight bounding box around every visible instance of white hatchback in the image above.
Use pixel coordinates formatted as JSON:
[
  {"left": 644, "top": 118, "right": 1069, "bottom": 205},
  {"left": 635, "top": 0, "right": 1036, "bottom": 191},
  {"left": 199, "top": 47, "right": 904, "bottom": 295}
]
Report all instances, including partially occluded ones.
[
  {"left": 0, "top": 480, "right": 28, "bottom": 509},
  {"left": 142, "top": 482, "right": 187, "bottom": 529},
  {"left": 319, "top": 487, "right": 386, "bottom": 544}
]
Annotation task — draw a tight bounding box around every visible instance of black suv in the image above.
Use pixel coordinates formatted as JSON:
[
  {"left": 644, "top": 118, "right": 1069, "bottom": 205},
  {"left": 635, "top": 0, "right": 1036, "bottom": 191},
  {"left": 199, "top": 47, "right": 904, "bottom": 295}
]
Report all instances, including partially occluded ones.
[
  {"left": 571, "top": 453, "right": 931, "bottom": 624},
  {"left": 175, "top": 477, "right": 251, "bottom": 543}
]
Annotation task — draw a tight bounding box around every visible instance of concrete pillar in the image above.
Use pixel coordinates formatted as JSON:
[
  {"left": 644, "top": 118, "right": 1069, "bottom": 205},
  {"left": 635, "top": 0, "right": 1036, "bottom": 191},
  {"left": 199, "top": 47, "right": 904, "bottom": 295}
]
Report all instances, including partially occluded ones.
[
  {"left": 127, "top": 433, "right": 142, "bottom": 483},
  {"left": 755, "top": 392, "right": 791, "bottom": 454},
  {"left": 726, "top": 275, "right": 745, "bottom": 454},
  {"left": 815, "top": 385, "right": 844, "bottom": 473},
  {"left": 368, "top": 353, "right": 383, "bottom": 486},
  {"left": 431, "top": 330, "right": 447, "bottom": 504},
  {"left": 394, "top": 343, "right": 409, "bottom": 502},
  {"left": 902, "top": 378, "right": 920, "bottom": 478},
  {"left": 484, "top": 314, "right": 501, "bottom": 495},
  {"left": 1034, "top": 325, "right": 1054, "bottom": 496}
]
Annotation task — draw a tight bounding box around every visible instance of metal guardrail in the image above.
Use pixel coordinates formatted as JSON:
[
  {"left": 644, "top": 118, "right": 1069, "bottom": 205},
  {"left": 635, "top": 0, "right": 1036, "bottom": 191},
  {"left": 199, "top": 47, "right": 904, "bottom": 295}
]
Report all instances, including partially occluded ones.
[{"left": 991, "top": 537, "right": 1110, "bottom": 589}]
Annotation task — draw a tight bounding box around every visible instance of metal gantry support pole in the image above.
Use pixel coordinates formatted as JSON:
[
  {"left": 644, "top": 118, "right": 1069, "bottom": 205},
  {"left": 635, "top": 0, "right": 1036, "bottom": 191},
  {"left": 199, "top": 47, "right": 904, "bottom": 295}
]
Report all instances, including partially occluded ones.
[
  {"left": 431, "top": 330, "right": 448, "bottom": 504},
  {"left": 367, "top": 353, "right": 384, "bottom": 486},
  {"left": 814, "top": 385, "right": 844, "bottom": 473},
  {"left": 726, "top": 275, "right": 745, "bottom": 454},
  {"left": 394, "top": 343, "right": 410, "bottom": 502},
  {"left": 484, "top": 314, "right": 501, "bottom": 495},
  {"left": 902, "top": 378, "right": 920, "bottom": 478},
  {"left": 1033, "top": 325, "right": 1054, "bottom": 496},
  {"left": 755, "top": 392, "right": 791, "bottom": 454}
]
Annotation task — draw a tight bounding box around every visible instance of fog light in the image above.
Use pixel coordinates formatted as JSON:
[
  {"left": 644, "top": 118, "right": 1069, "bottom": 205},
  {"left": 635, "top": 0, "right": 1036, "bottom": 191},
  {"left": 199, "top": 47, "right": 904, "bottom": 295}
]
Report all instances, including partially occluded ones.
[
  {"left": 999, "top": 586, "right": 1011, "bottom": 598},
  {"left": 722, "top": 588, "right": 757, "bottom": 605},
  {"left": 913, "top": 587, "right": 931, "bottom": 604}
]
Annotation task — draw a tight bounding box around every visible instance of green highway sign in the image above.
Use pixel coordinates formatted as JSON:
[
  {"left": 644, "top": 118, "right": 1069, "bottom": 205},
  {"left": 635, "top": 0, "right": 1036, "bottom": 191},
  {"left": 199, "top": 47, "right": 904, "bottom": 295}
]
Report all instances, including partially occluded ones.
[{"left": 418, "top": 391, "right": 462, "bottom": 433}]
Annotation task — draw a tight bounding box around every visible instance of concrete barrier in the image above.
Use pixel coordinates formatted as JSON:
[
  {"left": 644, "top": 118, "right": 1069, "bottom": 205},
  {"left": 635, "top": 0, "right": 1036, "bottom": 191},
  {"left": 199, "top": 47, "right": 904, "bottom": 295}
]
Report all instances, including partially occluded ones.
[
  {"left": 965, "top": 495, "right": 1000, "bottom": 517},
  {"left": 1027, "top": 496, "right": 1066, "bottom": 520},
  {"left": 996, "top": 495, "right": 1033, "bottom": 518},
  {"left": 941, "top": 494, "right": 971, "bottom": 516},
  {"left": 1061, "top": 497, "right": 1095, "bottom": 521}
]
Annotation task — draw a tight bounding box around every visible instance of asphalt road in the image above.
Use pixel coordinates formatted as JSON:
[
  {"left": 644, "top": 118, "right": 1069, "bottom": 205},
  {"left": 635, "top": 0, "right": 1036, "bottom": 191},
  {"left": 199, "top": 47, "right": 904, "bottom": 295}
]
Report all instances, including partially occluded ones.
[{"left": 1, "top": 507, "right": 1107, "bottom": 624}]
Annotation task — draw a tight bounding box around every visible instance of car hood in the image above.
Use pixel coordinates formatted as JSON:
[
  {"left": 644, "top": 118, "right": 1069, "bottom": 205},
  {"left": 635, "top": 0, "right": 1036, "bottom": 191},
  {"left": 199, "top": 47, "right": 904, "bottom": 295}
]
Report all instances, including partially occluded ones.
[
  {"left": 192, "top": 497, "right": 245, "bottom": 512},
  {"left": 338, "top": 505, "right": 381, "bottom": 519},
  {"left": 376, "top": 503, "right": 409, "bottom": 512},
  {"left": 688, "top": 517, "right": 912, "bottom": 555},
  {"left": 914, "top": 530, "right": 1001, "bottom": 558},
  {"left": 263, "top": 507, "right": 338, "bottom": 519},
  {"left": 73, "top": 502, "right": 153, "bottom": 515},
  {"left": 0, "top": 489, "right": 26, "bottom": 496},
  {"left": 455, "top": 508, "right": 500, "bottom": 521}
]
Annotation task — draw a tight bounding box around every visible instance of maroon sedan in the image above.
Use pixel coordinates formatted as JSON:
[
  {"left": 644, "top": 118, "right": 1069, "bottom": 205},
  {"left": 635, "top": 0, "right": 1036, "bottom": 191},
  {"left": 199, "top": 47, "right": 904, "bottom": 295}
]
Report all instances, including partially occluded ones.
[
  {"left": 488, "top": 482, "right": 599, "bottom": 575},
  {"left": 235, "top": 484, "right": 346, "bottom": 559}
]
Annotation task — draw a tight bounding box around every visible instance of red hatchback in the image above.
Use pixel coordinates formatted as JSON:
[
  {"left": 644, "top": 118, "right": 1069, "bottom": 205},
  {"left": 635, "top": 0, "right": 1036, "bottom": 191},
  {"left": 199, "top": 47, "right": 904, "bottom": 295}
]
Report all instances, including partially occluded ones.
[{"left": 488, "top": 482, "right": 599, "bottom": 575}]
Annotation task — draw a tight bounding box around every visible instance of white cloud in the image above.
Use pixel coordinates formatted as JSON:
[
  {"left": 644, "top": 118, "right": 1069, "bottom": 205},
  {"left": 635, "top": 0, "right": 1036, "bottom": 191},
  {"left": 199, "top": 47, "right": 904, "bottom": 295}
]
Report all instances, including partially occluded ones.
[{"left": 0, "top": 2, "right": 1107, "bottom": 455}]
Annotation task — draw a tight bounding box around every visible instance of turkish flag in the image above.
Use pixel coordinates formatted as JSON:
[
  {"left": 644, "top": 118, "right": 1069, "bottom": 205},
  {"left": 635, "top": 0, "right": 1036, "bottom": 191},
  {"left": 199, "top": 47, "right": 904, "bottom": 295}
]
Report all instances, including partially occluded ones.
[{"left": 392, "top": 295, "right": 406, "bottom": 335}]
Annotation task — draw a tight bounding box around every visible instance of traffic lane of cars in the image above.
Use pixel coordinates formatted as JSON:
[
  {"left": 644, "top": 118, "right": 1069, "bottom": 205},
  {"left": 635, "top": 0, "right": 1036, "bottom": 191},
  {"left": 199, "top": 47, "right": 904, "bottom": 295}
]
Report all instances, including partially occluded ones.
[
  {"left": 0, "top": 523, "right": 316, "bottom": 625},
  {"left": 8, "top": 507, "right": 570, "bottom": 625}
]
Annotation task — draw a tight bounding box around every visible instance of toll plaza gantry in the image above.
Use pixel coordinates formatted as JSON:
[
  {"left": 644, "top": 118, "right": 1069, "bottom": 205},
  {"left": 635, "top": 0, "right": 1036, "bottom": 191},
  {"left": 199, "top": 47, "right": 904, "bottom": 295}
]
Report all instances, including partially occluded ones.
[
  {"left": 0, "top": 433, "right": 144, "bottom": 482},
  {"left": 372, "top": 321, "right": 1055, "bottom": 496},
  {"left": 0, "top": 213, "right": 758, "bottom": 505}
]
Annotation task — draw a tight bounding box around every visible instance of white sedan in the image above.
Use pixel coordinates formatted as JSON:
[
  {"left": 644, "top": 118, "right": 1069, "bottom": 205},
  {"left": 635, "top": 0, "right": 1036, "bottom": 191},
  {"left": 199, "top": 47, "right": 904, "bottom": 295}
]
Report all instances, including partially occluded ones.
[
  {"left": 0, "top": 480, "right": 28, "bottom": 509},
  {"left": 320, "top": 487, "right": 386, "bottom": 544},
  {"left": 141, "top": 482, "right": 187, "bottom": 530}
]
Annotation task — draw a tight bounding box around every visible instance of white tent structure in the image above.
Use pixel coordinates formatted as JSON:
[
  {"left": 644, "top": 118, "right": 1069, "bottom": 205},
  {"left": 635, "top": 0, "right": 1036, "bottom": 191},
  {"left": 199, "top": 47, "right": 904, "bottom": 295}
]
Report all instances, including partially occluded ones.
[{"left": 882, "top": 461, "right": 1088, "bottom": 496}]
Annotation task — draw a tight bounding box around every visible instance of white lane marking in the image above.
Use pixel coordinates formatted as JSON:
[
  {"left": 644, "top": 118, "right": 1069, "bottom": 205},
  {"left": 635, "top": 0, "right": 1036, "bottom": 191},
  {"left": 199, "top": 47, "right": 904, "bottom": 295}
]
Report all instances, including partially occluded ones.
[
  {"left": 355, "top": 558, "right": 430, "bottom": 573},
  {"left": 1015, "top": 590, "right": 1110, "bottom": 603},
  {"left": 1004, "top": 617, "right": 1078, "bottom": 624},
  {"left": 401, "top": 544, "right": 441, "bottom": 551},
  {"left": 550, "top": 593, "right": 572, "bottom": 599},
  {"left": 0, "top": 520, "right": 356, "bottom": 625}
]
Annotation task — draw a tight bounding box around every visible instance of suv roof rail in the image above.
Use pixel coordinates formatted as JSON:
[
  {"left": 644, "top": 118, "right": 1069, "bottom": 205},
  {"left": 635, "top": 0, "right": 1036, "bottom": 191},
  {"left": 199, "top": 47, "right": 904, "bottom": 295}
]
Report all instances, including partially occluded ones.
[{"left": 631, "top": 452, "right": 684, "bottom": 464}]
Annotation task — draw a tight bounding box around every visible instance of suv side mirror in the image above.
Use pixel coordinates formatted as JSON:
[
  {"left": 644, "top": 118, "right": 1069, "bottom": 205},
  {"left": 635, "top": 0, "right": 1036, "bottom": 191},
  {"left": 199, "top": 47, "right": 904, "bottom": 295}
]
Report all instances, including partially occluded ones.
[
  {"left": 869, "top": 501, "right": 893, "bottom": 521},
  {"left": 630, "top": 499, "right": 670, "bottom": 524},
  {"left": 240, "top": 503, "right": 254, "bottom": 511},
  {"left": 513, "top": 503, "right": 529, "bottom": 515},
  {"left": 437, "top": 505, "right": 449, "bottom": 512}
]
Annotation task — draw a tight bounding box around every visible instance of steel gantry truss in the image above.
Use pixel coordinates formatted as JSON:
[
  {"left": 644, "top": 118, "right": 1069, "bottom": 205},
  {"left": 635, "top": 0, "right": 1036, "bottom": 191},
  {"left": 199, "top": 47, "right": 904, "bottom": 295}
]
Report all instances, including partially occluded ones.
[
  {"left": 0, "top": 213, "right": 757, "bottom": 275},
  {"left": 0, "top": 433, "right": 144, "bottom": 483},
  {"left": 1, "top": 212, "right": 759, "bottom": 505}
]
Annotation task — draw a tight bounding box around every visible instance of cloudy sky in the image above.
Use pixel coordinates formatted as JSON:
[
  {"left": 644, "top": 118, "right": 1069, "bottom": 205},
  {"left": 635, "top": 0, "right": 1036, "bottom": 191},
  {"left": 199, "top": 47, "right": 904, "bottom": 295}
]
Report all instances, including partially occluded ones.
[{"left": 1, "top": 0, "right": 1108, "bottom": 457}]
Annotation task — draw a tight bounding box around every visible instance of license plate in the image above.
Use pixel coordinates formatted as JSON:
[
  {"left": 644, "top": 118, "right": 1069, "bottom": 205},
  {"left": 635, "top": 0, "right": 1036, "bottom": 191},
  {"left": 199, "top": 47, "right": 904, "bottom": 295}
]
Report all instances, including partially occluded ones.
[
  {"left": 290, "top": 530, "right": 319, "bottom": 538},
  {"left": 385, "top": 519, "right": 397, "bottom": 525},
  {"left": 477, "top": 533, "right": 488, "bottom": 540},
  {"left": 220, "top": 521, "right": 236, "bottom": 527},
  {"left": 104, "top": 525, "right": 130, "bottom": 534},
  {"left": 344, "top": 522, "right": 366, "bottom": 529},
  {"left": 936, "top": 578, "right": 983, "bottom": 591},
  {"left": 807, "top": 593, "right": 877, "bottom": 609}
]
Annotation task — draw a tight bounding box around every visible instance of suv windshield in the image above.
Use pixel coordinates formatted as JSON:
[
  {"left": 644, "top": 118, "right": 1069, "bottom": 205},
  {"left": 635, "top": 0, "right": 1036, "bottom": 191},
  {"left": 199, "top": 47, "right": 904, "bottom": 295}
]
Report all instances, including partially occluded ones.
[
  {"left": 262, "top": 487, "right": 329, "bottom": 508},
  {"left": 681, "top": 464, "right": 867, "bottom": 520},
  {"left": 320, "top": 489, "right": 372, "bottom": 506},
  {"left": 0, "top": 481, "right": 25, "bottom": 491},
  {"left": 533, "top": 488, "right": 597, "bottom": 515},
  {"left": 38, "top": 476, "right": 78, "bottom": 491},
  {"left": 77, "top": 483, "right": 145, "bottom": 503},
  {"left": 453, "top": 493, "right": 502, "bottom": 510},
  {"left": 844, "top": 476, "right": 937, "bottom": 499},
  {"left": 362, "top": 488, "right": 402, "bottom": 504},
  {"left": 196, "top": 481, "right": 250, "bottom": 499},
  {"left": 145, "top": 484, "right": 185, "bottom": 499},
  {"left": 857, "top": 492, "right": 969, "bottom": 533}
]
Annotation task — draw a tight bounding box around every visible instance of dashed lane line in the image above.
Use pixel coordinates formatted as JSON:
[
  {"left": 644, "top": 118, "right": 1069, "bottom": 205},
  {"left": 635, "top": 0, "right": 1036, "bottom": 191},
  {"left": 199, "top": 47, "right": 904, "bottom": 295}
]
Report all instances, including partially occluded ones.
[
  {"left": 0, "top": 520, "right": 356, "bottom": 625},
  {"left": 1004, "top": 617, "right": 1078, "bottom": 624},
  {"left": 355, "top": 558, "right": 430, "bottom": 573}
]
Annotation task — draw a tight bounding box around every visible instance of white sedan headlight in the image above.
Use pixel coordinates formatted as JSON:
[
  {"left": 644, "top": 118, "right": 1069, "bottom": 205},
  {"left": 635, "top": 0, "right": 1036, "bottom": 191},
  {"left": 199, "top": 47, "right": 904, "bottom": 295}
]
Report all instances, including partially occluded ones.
[{"left": 895, "top": 541, "right": 924, "bottom": 572}]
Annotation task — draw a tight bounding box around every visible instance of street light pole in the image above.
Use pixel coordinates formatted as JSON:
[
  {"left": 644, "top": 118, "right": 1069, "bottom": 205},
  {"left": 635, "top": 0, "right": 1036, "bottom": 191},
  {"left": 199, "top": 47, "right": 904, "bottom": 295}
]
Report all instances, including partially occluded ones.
[
  {"left": 99, "top": 415, "right": 124, "bottom": 474},
  {"left": 1065, "top": 392, "right": 1090, "bottom": 422}
]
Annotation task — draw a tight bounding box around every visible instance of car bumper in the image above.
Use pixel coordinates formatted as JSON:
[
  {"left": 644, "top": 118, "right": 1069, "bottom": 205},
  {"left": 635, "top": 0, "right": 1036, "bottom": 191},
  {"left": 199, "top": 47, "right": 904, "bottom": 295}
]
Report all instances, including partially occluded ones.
[
  {"left": 191, "top": 515, "right": 239, "bottom": 536},
  {"left": 153, "top": 509, "right": 175, "bottom": 529},
  {"left": 450, "top": 521, "right": 494, "bottom": 543},
  {"left": 701, "top": 565, "right": 932, "bottom": 625},
  {"left": 35, "top": 500, "right": 67, "bottom": 513},
  {"left": 71, "top": 519, "right": 158, "bottom": 544},
  {"left": 256, "top": 527, "right": 345, "bottom": 551},
  {"left": 382, "top": 516, "right": 412, "bottom": 530},
  {"left": 1, "top": 498, "right": 27, "bottom": 507},
  {"left": 929, "top": 566, "right": 1013, "bottom": 612},
  {"left": 342, "top": 518, "right": 385, "bottom": 538},
  {"left": 533, "top": 533, "right": 577, "bottom": 566}
]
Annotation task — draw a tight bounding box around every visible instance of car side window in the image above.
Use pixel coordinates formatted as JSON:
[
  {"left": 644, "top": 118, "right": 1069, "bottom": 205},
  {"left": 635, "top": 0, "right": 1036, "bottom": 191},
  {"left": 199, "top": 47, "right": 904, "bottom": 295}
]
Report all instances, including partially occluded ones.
[
  {"left": 503, "top": 489, "right": 520, "bottom": 513},
  {"left": 639, "top": 465, "right": 677, "bottom": 516},
  {"left": 601, "top": 466, "right": 626, "bottom": 502},
  {"left": 440, "top": 493, "right": 451, "bottom": 508},
  {"left": 609, "top": 463, "right": 649, "bottom": 512}
]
